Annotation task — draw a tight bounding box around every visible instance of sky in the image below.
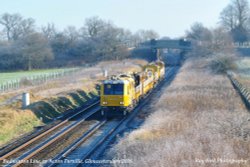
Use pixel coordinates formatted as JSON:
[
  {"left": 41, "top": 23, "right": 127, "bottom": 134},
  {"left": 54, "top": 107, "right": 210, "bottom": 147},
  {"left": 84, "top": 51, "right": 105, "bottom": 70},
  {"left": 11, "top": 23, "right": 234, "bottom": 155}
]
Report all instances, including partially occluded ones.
[{"left": 0, "top": 0, "right": 231, "bottom": 38}]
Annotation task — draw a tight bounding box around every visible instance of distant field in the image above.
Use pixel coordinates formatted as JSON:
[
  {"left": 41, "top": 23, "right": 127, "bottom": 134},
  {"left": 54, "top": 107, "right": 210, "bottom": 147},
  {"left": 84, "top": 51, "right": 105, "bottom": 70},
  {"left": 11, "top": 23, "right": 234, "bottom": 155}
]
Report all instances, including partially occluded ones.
[
  {"left": 236, "top": 57, "right": 250, "bottom": 70},
  {"left": 0, "top": 68, "right": 79, "bottom": 84}
]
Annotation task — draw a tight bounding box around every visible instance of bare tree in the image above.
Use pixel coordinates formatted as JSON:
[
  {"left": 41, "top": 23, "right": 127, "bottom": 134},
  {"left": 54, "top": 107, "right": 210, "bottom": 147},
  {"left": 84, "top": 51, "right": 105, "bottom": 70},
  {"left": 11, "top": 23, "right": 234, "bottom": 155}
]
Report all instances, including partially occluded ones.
[
  {"left": 0, "top": 13, "right": 35, "bottom": 41},
  {"left": 233, "top": 0, "right": 249, "bottom": 28},
  {"left": 41, "top": 23, "right": 57, "bottom": 40},
  {"left": 83, "top": 16, "right": 105, "bottom": 39},
  {"left": 212, "top": 27, "right": 235, "bottom": 53},
  {"left": 12, "top": 18, "right": 35, "bottom": 40},
  {"left": 63, "top": 26, "right": 79, "bottom": 43},
  {"left": 220, "top": 0, "right": 249, "bottom": 29},
  {"left": 186, "top": 23, "right": 213, "bottom": 57},
  {"left": 220, "top": 0, "right": 250, "bottom": 42},
  {"left": 0, "top": 13, "right": 22, "bottom": 41},
  {"left": 15, "top": 33, "right": 53, "bottom": 70},
  {"left": 135, "top": 29, "right": 159, "bottom": 42},
  {"left": 80, "top": 17, "right": 130, "bottom": 61},
  {"left": 186, "top": 22, "right": 212, "bottom": 41},
  {"left": 220, "top": 5, "right": 236, "bottom": 30},
  {"left": 186, "top": 23, "right": 235, "bottom": 57}
]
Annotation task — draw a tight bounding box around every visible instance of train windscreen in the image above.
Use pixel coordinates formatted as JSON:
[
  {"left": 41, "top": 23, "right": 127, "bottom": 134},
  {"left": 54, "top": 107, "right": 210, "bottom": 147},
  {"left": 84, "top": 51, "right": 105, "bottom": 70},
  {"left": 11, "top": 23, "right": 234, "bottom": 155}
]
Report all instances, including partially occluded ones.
[{"left": 104, "top": 84, "right": 124, "bottom": 95}]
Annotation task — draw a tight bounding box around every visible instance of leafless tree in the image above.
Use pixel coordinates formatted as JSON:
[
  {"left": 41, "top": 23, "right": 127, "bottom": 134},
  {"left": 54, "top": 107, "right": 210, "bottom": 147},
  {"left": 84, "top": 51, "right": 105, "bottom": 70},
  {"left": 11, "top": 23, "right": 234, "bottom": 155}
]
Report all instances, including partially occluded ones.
[
  {"left": 41, "top": 23, "right": 57, "bottom": 40},
  {"left": 0, "top": 13, "right": 35, "bottom": 41},
  {"left": 0, "top": 13, "right": 22, "bottom": 41},
  {"left": 212, "top": 27, "right": 234, "bottom": 52},
  {"left": 135, "top": 29, "right": 159, "bottom": 42},
  {"left": 186, "top": 23, "right": 235, "bottom": 57},
  {"left": 13, "top": 18, "right": 35, "bottom": 40},
  {"left": 83, "top": 16, "right": 106, "bottom": 39},
  {"left": 233, "top": 0, "right": 249, "bottom": 28},
  {"left": 63, "top": 26, "right": 79, "bottom": 43},
  {"left": 220, "top": 0, "right": 250, "bottom": 41},
  {"left": 220, "top": 5, "right": 237, "bottom": 30},
  {"left": 80, "top": 17, "right": 130, "bottom": 61},
  {"left": 15, "top": 33, "right": 53, "bottom": 70},
  {"left": 186, "top": 22, "right": 212, "bottom": 41}
]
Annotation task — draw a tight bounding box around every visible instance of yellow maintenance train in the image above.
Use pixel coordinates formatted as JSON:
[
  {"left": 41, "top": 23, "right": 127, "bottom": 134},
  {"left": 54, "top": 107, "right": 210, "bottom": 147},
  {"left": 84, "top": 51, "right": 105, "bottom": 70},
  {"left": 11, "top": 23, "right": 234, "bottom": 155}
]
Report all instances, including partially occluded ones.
[{"left": 100, "top": 61, "right": 165, "bottom": 116}]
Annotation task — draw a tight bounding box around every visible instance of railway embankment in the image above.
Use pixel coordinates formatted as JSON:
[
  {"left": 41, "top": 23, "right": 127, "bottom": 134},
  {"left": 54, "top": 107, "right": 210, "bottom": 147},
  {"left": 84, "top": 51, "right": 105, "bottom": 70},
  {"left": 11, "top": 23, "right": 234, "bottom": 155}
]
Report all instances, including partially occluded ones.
[
  {"left": 111, "top": 58, "right": 250, "bottom": 167},
  {"left": 0, "top": 59, "right": 146, "bottom": 147},
  {"left": 228, "top": 72, "right": 250, "bottom": 110}
]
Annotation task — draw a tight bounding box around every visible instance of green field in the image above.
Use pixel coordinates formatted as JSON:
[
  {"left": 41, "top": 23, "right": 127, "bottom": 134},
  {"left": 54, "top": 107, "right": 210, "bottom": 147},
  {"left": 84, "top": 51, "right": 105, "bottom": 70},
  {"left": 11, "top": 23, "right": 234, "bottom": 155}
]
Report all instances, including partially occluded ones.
[{"left": 0, "top": 68, "right": 78, "bottom": 84}]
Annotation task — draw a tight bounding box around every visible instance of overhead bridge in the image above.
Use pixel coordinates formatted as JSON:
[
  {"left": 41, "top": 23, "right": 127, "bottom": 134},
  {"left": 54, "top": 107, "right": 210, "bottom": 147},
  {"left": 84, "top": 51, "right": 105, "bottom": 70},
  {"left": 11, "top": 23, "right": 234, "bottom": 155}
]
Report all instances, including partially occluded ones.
[{"left": 138, "top": 39, "right": 192, "bottom": 51}]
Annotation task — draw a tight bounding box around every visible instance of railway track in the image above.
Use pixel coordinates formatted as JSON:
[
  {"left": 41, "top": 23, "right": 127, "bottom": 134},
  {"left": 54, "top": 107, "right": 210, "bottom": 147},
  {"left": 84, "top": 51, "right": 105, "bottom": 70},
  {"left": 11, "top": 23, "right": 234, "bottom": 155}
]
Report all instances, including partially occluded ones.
[
  {"left": 227, "top": 72, "right": 250, "bottom": 109},
  {"left": 82, "top": 66, "right": 178, "bottom": 167},
  {"left": 0, "top": 101, "right": 101, "bottom": 167},
  {"left": 1, "top": 67, "right": 178, "bottom": 167},
  {"left": 44, "top": 118, "right": 125, "bottom": 167},
  {"left": 42, "top": 67, "right": 178, "bottom": 167}
]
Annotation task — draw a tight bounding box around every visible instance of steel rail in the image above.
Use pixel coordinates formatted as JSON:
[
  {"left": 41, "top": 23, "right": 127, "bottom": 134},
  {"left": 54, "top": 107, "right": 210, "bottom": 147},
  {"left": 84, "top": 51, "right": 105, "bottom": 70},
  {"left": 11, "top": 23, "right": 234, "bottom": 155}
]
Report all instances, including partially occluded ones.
[{"left": 2, "top": 101, "right": 100, "bottom": 167}]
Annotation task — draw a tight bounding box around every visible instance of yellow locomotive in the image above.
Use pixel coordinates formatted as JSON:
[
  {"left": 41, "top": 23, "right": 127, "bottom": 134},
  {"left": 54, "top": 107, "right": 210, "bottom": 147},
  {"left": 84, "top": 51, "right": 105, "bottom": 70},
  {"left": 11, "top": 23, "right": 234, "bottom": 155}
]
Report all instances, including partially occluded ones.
[{"left": 100, "top": 61, "right": 165, "bottom": 116}]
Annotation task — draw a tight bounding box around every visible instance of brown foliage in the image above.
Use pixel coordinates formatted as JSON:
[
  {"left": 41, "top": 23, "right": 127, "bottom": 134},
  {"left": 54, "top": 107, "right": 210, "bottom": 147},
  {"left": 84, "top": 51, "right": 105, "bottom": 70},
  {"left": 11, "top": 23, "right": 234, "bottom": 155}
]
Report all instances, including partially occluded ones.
[{"left": 111, "top": 58, "right": 250, "bottom": 167}]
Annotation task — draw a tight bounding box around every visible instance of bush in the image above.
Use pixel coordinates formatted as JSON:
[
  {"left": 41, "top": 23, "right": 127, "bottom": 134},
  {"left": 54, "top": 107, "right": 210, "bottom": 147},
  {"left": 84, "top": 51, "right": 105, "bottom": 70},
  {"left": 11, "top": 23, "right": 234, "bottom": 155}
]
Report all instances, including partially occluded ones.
[{"left": 209, "top": 53, "right": 237, "bottom": 74}]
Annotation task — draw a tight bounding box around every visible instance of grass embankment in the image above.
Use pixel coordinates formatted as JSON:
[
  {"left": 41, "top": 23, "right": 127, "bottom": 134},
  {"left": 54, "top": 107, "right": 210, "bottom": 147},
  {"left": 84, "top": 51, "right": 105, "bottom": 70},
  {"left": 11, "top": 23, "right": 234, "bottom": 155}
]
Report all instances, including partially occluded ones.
[
  {"left": 0, "top": 87, "right": 98, "bottom": 146},
  {"left": 0, "top": 68, "right": 78, "bottom": 84},
  {"left": 0, "top": 109, "right": 41, "bottom": 144},
  {"left": 111, "top": 58, "right": 250, "bottom": 167},
  {"left": 0, "top": 59, "right": 147, "bottom": 146}
]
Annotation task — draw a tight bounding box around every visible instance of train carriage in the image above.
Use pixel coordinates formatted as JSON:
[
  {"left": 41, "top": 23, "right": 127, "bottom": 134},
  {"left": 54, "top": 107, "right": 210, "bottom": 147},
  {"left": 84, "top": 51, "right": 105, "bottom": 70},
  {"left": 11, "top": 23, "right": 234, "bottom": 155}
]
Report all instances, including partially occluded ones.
[
  {"left": 156, "top": 61, "right": 165, "bottom": 80},
  {"left": 100, "top": 61, "right": 165, "bottom": 117}
]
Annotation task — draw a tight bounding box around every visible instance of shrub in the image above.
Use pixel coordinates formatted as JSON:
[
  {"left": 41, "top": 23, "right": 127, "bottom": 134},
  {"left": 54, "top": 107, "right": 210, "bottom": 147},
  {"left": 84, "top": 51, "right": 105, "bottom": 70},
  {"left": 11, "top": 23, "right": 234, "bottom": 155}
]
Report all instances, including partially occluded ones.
[{"left": 209, "top": 53, "right": 237, "bottom": 74}]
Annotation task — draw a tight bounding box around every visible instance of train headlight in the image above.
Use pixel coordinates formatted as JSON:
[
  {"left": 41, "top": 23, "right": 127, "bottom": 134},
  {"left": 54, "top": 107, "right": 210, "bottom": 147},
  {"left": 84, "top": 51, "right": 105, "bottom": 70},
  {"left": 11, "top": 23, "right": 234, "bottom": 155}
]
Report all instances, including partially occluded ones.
[
  {"left": 102, "top": 102, "right": 108, "bottom": 104},
  {"left": 120, "top": 102, "right": 124, "bottom": 104}
]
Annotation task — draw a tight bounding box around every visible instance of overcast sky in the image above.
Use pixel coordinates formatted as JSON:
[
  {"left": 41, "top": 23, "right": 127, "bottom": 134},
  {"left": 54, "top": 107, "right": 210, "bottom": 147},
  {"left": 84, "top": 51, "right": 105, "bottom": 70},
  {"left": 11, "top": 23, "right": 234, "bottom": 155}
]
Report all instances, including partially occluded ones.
[{"left": 1, "top": 0, "right": 230, "bottom": 38}]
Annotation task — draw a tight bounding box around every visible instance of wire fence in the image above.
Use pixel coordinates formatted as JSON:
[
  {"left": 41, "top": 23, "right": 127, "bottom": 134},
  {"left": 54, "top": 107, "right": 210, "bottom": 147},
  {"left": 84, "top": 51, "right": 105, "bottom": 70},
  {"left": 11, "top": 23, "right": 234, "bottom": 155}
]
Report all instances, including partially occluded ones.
[
  {"left": 228, "top": 72, "right": 250, "bottom": 109},
  {"left": 0, "top": 68, "right": 81, "bottom": 93}
]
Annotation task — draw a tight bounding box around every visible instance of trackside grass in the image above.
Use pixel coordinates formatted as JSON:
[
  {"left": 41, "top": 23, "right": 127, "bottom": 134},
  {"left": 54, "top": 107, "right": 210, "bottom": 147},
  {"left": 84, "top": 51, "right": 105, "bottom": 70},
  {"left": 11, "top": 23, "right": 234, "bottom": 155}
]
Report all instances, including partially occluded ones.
[
  {"left": 0, "top": 59, "right": 147, "bottom": 146},
  {"left": 111, "top": 58, "right": 250, "bottom": 167}
]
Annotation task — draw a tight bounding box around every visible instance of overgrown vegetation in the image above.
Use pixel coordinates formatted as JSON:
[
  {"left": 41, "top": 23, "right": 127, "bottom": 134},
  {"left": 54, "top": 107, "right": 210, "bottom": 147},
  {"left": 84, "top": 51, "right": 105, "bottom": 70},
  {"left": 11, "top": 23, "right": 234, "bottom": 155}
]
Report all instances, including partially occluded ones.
[
  {"left": 209, "top": 53, "right": 237, "bottom": 74},
  {"left": 185, "top": 21, "right": 239, "bottom": 74},
  {"left": 111, "top": 58, "right": 250, "bottom": 167},
  {"left": 185, "top": 0, "right": 250, "bottom": 74}
]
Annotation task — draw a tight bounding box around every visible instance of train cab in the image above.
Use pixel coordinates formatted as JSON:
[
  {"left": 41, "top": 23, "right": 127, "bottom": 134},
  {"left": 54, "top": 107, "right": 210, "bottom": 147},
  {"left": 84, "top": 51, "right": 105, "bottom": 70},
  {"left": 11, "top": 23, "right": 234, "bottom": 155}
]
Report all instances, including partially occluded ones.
[
  {"left": 100, "top": 75, "right": 135, "bottom": 116},
  {"left": 100, "top": 61, "right": 165, "bottom": 117}
]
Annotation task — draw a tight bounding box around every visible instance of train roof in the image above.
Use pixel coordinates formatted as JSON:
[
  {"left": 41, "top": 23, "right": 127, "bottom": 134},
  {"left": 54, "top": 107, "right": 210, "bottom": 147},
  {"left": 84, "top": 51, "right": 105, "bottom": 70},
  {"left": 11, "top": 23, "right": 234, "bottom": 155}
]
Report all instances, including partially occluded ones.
[
  {"left": 103, "top": 79, "right": 129, "bottom": 84},
  {"left": 103, "top": 74, "right": 133, "bottom": 84}
]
